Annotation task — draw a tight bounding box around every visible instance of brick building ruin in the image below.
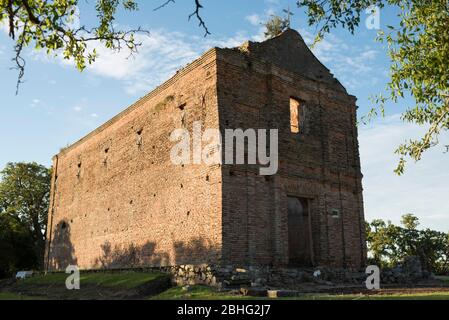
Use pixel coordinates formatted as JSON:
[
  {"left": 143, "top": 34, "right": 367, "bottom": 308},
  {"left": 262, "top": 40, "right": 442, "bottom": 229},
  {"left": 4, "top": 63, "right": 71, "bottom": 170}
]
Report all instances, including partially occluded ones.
[{"left": 45, "top": 29, "right": 367, "bottom": 273}]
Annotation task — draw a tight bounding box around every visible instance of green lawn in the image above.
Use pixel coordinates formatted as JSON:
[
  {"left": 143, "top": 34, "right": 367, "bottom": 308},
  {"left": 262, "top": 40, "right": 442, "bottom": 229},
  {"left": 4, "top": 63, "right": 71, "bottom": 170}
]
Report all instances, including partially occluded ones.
[
  {"left": 152, "top": 285, "right": 449, "bottom": 300},
  {"left": 152, "top": 285, "right": 250, "bottom": 300},
  {"left": 295, "top": 292, "right": 449, "bottom": 300},
  {"left": 0, "top": 271, "right": 170, "bottom": 300},
  {"left": 2, "top": 273, "right": 449, "bottom": 300},
  {"left": 19, "top": 271, "right": 167, "bottom": 289}
]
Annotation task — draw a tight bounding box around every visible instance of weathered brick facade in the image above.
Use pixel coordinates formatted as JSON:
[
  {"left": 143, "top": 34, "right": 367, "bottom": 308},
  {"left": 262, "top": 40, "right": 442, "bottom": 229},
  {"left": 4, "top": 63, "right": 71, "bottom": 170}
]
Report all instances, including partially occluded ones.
[{"left": 45, "top": 30, "right": 366, "bottom": 272}]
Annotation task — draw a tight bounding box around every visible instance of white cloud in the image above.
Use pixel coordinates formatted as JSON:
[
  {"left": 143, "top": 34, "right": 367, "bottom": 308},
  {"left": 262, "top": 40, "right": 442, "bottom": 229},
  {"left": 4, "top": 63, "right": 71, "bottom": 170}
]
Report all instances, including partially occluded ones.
[
  {"left": 73, "top": 106, "right": 83, "bottom": 112},
  {"left": 74, "top": 29, "right": 250, "bottom": 95},
  {"left": 30, "top": 99, "right": 41, "bottom": 108},
  {"left": 246, "top": 14, "right": 262, "bottom": 26},
  {"left": 299, "top": 29, "right": 383, "bottom": 91},
  {"left": 359, "top": 114, "right": 449, "bottom": 231},
  {"left": 245, "top": 6, "right": 281, "bottom": 42},
  {"left": 0, "top": 20, "right": 7, "bottom": 34},
  {"left": 29, "top": 28, "right": 204, "bottom": 95},
  {"left": 90, "top": 113, "right": 99, "bottom": 118},
  {"left": 203, "top": 31, "right": 249, "bottom": 50}
]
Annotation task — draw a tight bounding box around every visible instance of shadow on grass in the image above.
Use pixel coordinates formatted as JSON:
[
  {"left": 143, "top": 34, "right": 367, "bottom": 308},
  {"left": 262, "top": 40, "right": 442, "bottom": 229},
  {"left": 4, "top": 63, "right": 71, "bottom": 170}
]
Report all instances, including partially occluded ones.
[{"left": 151, "top": 285, "right": 251, "bottom": 300}]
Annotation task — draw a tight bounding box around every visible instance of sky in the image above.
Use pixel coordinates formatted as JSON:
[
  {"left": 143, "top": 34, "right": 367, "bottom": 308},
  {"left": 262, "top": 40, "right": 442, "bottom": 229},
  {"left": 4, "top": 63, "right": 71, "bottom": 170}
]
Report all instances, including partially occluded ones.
[{"left": 0, "top": 0, "right": 448, "bottom": 231}]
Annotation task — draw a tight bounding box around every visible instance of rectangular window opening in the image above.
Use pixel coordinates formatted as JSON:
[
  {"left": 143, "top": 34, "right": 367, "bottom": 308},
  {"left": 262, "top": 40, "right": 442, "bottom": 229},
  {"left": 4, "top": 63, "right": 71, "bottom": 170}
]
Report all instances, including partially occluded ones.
[{"left": 290, "top": 97, "right": 301, "bottom": 133}]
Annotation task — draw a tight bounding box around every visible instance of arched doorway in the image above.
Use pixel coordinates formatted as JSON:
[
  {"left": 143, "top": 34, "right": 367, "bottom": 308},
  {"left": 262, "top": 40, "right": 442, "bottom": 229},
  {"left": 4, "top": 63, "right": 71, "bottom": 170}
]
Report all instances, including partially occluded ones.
[{"left": 287, "top": 197, "right": 313, "bottom": 266}]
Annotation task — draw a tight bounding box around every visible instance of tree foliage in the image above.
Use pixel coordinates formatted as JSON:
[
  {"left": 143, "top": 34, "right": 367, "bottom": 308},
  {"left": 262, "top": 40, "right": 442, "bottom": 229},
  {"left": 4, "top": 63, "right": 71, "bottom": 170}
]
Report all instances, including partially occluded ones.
[
  {"left": 0, "top": 212, "right": 37, "bottom": 278},
  {"left": 366, "top": 214, "right": 449, "bottom": 274},
  {"left": 2, "top": 1, "right": 447, "bottom": 173},
  {"left": 0, "top": 0, "right": 210, "bottom": 93},
  {"left": 297, "top": 0, "right": 449, "bottom": 174},
  {"left": 263, "top": 15, "right": 289, "bottom": 39},
  {"left": 0, "top": 162, "right": 51, "bottom": 275}
]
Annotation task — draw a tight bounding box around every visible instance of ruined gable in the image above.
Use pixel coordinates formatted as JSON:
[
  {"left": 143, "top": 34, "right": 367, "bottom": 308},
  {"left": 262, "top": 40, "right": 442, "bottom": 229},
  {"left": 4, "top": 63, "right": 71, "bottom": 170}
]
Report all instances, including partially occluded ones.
[{"left": 236, "top": 29, "right": 346, "bottom": 92}]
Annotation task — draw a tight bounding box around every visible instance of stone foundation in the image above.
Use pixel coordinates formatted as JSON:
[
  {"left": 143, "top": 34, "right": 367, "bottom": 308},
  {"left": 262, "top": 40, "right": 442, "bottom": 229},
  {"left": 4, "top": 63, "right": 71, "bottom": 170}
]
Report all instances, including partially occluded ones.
[
  {"left": 161, "top": 264, "right": 367, "bottom": 289},
  {"left": 162, "top": 261, "right": 433, "bottom": 289}
]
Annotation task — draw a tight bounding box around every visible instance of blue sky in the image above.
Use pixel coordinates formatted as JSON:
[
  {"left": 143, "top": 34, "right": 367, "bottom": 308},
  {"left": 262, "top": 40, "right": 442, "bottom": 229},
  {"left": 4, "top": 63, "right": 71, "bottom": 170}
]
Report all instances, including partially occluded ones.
[{"left": 0, "top": 0, "right": 448, "bottom": 231}]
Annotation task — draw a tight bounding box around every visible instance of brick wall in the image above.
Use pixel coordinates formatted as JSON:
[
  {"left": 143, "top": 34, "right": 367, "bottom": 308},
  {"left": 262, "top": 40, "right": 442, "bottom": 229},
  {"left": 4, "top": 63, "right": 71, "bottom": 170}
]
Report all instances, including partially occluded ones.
[
  {"left": 216, "top": 31, "right": 366, "bottom": 269},
  {"left": 45, "top": 30, "right": 367, "bottom": 271},
  {"left": 46, "top": 50, "right": 223, "bottom": 270}
]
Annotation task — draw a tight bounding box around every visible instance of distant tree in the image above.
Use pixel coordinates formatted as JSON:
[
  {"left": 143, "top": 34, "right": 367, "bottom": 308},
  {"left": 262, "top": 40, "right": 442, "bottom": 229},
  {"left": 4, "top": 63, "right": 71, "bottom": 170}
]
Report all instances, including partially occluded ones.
[
  {"left": 0, "top": 212, "right": 37, "bottom": 278},
  {"left": 0, "top": 162, "right": 51, "bottom": 270},
  {"left": 365, "top": 219, "right": 400, "bottom": 267},
  {"left": 401, "top": 213, "right": 420, "bottom": 230},
  {"left": 263, "top": 15, "right": 289, "bottom": 39},
  {"left": 366, "top": 214, "right": 449, "bottom": 274}
]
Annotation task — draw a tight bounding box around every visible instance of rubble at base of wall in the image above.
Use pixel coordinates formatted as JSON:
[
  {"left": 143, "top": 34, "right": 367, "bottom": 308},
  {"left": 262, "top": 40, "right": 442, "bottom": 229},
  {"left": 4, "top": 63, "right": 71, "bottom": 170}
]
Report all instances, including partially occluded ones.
[
  {"left": 380, "top": 256, "right": 433, "bottom": 284},
  {"left": 158, "top": 264, "right": 368, "bottom": 289},
  {"left": 158, "top": 258, "right": 434, "bottom": 289}
]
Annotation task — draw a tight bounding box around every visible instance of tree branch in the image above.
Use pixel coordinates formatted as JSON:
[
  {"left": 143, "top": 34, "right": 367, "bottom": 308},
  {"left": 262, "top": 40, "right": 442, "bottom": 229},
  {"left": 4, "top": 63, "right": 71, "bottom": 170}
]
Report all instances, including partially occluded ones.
[
  {"left": 153, "top": 0, "right": 175, "bottom": 11},
  {"left": 189, "top": 0, "right": 210, "bottom": 37}
]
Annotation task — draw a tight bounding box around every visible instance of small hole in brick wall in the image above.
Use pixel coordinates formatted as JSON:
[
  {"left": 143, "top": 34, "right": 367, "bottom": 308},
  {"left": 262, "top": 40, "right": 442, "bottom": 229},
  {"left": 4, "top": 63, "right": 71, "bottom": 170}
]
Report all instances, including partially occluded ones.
[
  {"left": 187, "top": 211, "right": 190, "bottom": 216},
  {"left": 206, "top": 175, "right": 210, "bottom": 182},
  {"left": 152, "top": 145, "right": 156, "bottom": 150},
  {"left": 178, "top": 103, "right": 186, "bottom": 111},
  {"left": 181, "top": 164, "right": 185, "bottom": 168},
  {"left": 61, "top": 222, "right": 67, "bottom": 230},
  {"left": 107, "top": 208, "right": 110, "bottom": 211},
  {"left": 104, "top": 148, "right": 109, "bottom": 154},
  {"left": 229, "top": 171, "right": 235, "bottom": 176},
  {"left": 137, "top": 136, "right": 143, "bottom": 149},
  {"left": 137, "top": 129, "right": 143, "bottom": 136},
  {"left": 225, "top": 120, "right": 229, "bottom": 126},
  {"left": 76, "top": 163, "right": 81, "bottom": 178},
  {"left": 130, "top": 200, "right": 133, "bottom": 204},
  {"left": 180, "top": 184, "right": 183, "bottom": 189},
  {"left": 154, "top": 193, "right": 157, "bottom": 197}
]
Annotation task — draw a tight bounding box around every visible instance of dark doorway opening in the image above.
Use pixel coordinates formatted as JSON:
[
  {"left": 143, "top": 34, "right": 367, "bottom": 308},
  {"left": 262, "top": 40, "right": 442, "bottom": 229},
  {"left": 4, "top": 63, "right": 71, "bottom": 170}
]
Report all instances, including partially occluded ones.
[{"left": 287, "top": 196, "right": 313, "bottom": 266}]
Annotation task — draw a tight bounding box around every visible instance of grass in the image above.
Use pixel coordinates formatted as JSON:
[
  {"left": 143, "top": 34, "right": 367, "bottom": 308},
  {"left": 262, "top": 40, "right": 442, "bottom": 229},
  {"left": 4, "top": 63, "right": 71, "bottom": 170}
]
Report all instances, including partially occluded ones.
[
  {"left": 0, "top": 271, "right": 170, "bottom": 300},
  {"left": 294, "top": 292, "right": 449, "bottom": 300},
  {"left": 19, "top": 271, "right": 167, "bottom": 289},
  {"left": 152, "top": 285, "right": 250, "bottom": 300},
  {"left": 3, "top": 273, "right": 449, "bottom": 300},
  {"left": 153, "top": 285, "right": 449, "bottom": 300}
]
